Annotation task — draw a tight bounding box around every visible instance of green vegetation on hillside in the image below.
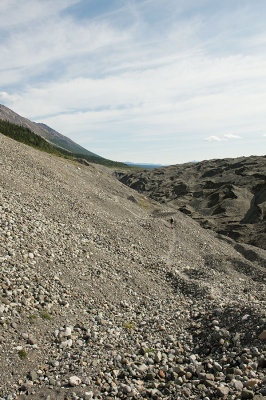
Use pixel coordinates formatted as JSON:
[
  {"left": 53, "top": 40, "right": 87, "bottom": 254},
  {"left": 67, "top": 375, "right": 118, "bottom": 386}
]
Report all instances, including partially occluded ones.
[
  {"left": 0, "top": 119, "right": 129, "bottom": 168},
  {"left": 0, "top": 119, "right": 66, "bottom": 157}
]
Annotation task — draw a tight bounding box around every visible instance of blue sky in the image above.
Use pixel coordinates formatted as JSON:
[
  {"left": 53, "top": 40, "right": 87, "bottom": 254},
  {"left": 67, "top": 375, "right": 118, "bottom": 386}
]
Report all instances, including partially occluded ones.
[{"left": 1, "top": 0, "right": 266, "bottom": 164}]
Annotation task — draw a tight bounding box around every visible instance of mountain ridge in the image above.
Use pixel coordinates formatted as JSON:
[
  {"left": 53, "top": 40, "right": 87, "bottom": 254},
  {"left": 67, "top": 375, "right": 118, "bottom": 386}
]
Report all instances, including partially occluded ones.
[
  {"left": 0, "top": 104, "right": 129, "bottom": 168},
  {"left": 0, "top": 104, "right": 99, "bottom": 158}
]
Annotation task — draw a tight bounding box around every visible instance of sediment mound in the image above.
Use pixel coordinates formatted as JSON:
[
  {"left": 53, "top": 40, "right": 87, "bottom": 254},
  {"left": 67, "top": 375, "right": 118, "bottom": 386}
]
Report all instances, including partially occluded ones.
[
  {"left": 0, "top": 135, "right": 265, "bottom": 399},
  {"left": 115, "top": 156, "right": 266, "bottom": 249}
]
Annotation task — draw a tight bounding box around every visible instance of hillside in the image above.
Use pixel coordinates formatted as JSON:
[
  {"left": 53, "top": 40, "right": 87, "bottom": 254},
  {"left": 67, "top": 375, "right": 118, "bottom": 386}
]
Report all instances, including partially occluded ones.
[
  {"left": 115, "top": 156, "right": 266, "bottom": 250},
  {"left": 0, "top": 134, "right": 265, "bottom": 399},
  {"left": 0, "top": 119, "right": 70, "bottom": 159},
  {"left": 0, "top": 108, "right": 128, "bottom": 168},
  {"left": 0, "top": 104, "right": 99, "bottom": 158}
]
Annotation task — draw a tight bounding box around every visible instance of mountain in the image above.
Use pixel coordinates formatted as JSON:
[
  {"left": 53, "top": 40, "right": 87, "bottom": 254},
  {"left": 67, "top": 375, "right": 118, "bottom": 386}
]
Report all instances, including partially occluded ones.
[
  {"left": 0, "top": 104, "right": 99, "bottom": 157},
  {"left": 115, "top": 156, "right": 266, "bottom": 249},
  {"left": 0, "top": 104, "right": 129, "bottom": 168},
  {"left": 124, "top": 162, "right": 167, "bottom": 169},
  {"left": 0, "top": 133, "right": 265, "bottom": 399},
  {"left": 36, "top": 122, "right": 100, "bottom": 157}
]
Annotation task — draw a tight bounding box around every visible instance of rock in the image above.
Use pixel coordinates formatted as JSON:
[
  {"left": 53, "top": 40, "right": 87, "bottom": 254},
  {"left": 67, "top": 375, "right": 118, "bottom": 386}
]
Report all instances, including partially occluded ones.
[
  {"left": 28, "top": 371, "right": 38, "bottom": 381},
  {"left": 69, "top": 376, "right": 81, "bottom": 387},
  {"left": 60, "top": 339, "right": 72, "bottom": 348},
  {"left": 64, "top": 326, "right": 72, "bottom": 337},
  {"left": 258, "top": 357, "right": 266, "bottom": 368},
  {"left": 158, "top": 369, "right": 165, "bottom": 379},
  {"left": 154, "top": 351, "right": 162, "bottom": 363},
  {"left": 241, "top": 389, "right": 254, "bottom": 399},
  {"left": 214, "top": 361, "right": 223, "bottom": 372},
  {"left": 245, "top": 379, "right": 260, "bottom": 388},
  {"left": 146, "top": 372, "right": 156, "bottom": 380},
  {"left": 84, "top": 392, "right": 94, "bottom": 400},
  {"left": 123, "top": 385, "right": 132, "bottom": 394},
  {"left": 27, "top": 335, "right": 37, "bottom": 345},
  {"left": 137, "top": 364, "right": 148, "bottom": 372},
  {"left": 217, "top": 386, "right": 230, "bottom": 397},
  {"left": 205, "top": 374, "right": 215, "bottom": 381},
  {"left": 232, "top": 379, "right": 244, "bottom": 391}
]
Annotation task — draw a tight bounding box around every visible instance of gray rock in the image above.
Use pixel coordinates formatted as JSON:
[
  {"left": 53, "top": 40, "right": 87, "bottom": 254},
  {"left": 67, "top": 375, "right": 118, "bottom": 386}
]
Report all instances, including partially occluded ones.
[
  {"left": 232, "top": 379, "right": 244, "bottom": 391},
  {"left": 217, "top": 386, "right": 230, "bottom": 397},
  {"left": 28, "top": 371, "right": 38, "bottom": 381}
]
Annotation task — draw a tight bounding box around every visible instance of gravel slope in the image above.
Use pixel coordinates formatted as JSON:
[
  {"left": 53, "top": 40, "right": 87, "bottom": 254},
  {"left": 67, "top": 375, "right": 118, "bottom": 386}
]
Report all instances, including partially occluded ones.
[{"left": 0, "top": 134, "right": 265, "bottom": 400}]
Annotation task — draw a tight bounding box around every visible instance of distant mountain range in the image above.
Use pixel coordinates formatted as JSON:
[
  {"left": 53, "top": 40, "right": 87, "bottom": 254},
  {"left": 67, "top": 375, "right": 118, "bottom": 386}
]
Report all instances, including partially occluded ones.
[
  {"left": 124, "top": 161, "right": 198, "bottom": 169},
  {"left": 124, "top": 162, "right": 167, "bottom": 169}
]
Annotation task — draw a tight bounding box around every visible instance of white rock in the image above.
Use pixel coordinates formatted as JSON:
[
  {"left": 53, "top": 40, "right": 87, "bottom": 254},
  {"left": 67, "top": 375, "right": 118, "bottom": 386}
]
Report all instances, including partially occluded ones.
[
  {"left": 155, "top": 351, "right": 162, "bottom": 363},
  {"left": 84, "top": 392, "right": 94, "bottom": 400},
  {"left": 69, "top": 376, "right": 81, "bottom": 386},
  {"left": 189, "top": 354, "right": 197, "bottom": 363},
  {"left": 60, "top": 339, "right": 72, "bottom": 348},
  {"left": 64, "top": 326, "right": 72, "bottom": 337},
  {"left": 137, "top": 364, "right": 148, "bottom": 372}
]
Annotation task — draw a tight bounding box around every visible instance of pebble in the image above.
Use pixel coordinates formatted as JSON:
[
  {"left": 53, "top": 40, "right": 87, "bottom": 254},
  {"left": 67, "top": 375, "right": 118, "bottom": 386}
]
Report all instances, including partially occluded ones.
[
  {"left": 69, "top": 376, "right": 81, "bottom": 387},
  {"left": 241, "top": 389, "right": 255, "bottom": 399},
  {"left": 258, "top": 330, "right": 266, "bottom": 340},
  {"left": 64, "top": 326, "right": 72, "bottom": 337},
  {"left": 217, "top": 386, "right": 230, "bottom": 397},
  {"left": 232, "top": 379, "right": 244, "bottom": 391},
  {"left": 245, "top": 379, "right": 260, "bottom": 388}
]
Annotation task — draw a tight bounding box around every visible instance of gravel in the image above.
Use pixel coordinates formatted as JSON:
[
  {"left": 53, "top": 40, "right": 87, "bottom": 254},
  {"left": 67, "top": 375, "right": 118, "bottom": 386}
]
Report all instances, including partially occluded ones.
[{"left": 0, "top": 134, "right": 265, "bottom": 399}]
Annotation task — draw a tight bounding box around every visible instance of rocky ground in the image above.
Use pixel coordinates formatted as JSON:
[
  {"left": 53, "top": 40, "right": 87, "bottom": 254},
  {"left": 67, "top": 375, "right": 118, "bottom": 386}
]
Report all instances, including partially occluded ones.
[
  {"left": 115, "top": 156, "right": 266, "bottom": 250},
  {"left": 0, "top": 134, "right": 265, "bottom": 400}
]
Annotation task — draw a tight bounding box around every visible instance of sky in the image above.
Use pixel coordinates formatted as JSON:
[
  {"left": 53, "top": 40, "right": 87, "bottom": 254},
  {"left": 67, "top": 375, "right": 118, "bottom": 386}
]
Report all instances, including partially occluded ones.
[{"left": 1, "top": 0, "right": 266, "bottom": 164}]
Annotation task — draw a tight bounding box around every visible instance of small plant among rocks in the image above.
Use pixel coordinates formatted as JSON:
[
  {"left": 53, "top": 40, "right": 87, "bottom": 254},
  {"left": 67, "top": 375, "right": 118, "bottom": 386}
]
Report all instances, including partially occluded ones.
[
  {"left": 124, "top": 321, "right": 135, "bottom": 330},
  {"left": 145, "top": 347, "right": 154, "bottom": 353},
  {"left": 18, "top": 349, "right": 27, "bottom": 360},
  {"left": 28, "top": 314, "right": 37, "bottom": 324},
  {"left": 39, "top": 311, "right": 52, "bottom": 320}
]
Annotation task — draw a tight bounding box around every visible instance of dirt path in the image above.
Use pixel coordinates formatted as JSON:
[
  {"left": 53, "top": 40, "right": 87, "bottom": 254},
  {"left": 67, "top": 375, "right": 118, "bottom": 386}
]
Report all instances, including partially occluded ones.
[{"left": 165, "top": 227, "right": 176, "bottom": 268}]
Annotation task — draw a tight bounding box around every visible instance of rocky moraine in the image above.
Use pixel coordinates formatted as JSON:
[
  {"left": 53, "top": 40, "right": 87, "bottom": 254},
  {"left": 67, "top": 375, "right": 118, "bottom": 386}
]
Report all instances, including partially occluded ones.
[{"left": 0, "top": 134, "right": 265, "bottom": 400}]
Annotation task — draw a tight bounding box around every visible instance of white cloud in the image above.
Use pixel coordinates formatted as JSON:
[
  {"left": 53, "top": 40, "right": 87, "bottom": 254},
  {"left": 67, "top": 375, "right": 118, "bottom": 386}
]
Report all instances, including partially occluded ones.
[
  {"left": 224, "top": 134, "right": 241, "bottom": 139},
  {"left": 205, "top": 136, "right": 223, "bottom": 142},
  {"left": 1, "top": 0, "right": 266, "bottom": 163},
  {"left": 205, "top": 134, "right": 242, "bottom": 142},
  {"left": 0, "top": 0, "right": 79, "bottom": 28},
  {"left": 0, "top": 91, "right": 20, "bottom": 103},
  {"left": 0, "top": 18, "right": 126, "bottom": 79}
]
